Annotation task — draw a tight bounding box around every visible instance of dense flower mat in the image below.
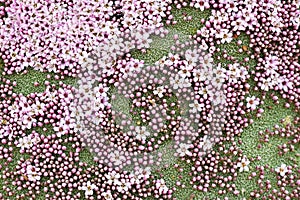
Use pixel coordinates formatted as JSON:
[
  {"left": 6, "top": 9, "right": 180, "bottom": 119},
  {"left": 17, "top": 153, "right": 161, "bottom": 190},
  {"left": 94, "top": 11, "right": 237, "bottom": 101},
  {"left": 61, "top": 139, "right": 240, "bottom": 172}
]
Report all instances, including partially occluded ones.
[{"left": 0, "top": 0, "right": 299, "bottom": 199}]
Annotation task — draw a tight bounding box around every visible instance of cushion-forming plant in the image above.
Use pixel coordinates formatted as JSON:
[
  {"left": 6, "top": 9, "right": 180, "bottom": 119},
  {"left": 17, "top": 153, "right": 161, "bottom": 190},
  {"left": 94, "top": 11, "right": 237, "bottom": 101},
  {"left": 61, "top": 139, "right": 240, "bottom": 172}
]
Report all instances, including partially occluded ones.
[{"left": 0, "top": 0, "right": 299, "bottom": 199}]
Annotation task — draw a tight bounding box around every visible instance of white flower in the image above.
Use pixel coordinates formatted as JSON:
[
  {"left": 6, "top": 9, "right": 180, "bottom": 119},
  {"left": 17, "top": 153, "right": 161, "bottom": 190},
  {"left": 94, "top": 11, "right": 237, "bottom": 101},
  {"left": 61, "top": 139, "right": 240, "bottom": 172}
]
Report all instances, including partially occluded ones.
[
  {"left": 32, "top": 135, "right": 40, "bottom": 144},
  {"left": 102, "top": 64, "right": 116, "bottom": 76},
  {"left": 156, "top": 56, "right": 167, "bottom": 67},
  {"left": 185, "top": 49, "right": 199, "bottom": 65},
  {"left": 193, "top": 69, "right": 206, "bottom": 82},
  {"left": 170, "top": 74, "right": 191, "bottom": 90},
  {"left": 105, "top": 171, "right": 121, "bottom": 185},
  {"left": 199, "top": 135, "right": 213, "bottom": 151},
  {"left": 153, "top": 3, "right": 167, "bottom": 17},
  {"left": 275, "top": 164, "right": 288, "bottom": 177},
  {"left": 246, "top": 96, "right": 259, "bottom": 110},
  {"left": 199, "top": 27, "right": 210, "bottom": 38},
  {"left": 177, "top": 143, "right": 192, "bottom": 157},
  {"left": 102, "top": 191, "right": 113, "bottom": 200},
  {"left": 58, "top": 88, "right": 73, "bottom": 101},
  {"left": 153, "top": 86, "right": 165, "bottom": 98},
  {"left": 45, "top": 89, "right": 57, "bottom": 102},
  {"left": 32, "top": 101, "right": 45, "bottom": 116},
  {"left": 129, "top": 172, "right": 140, "bottom": 185},
  {"left": 0, "top": 125, "right": 12, "bottom": 139},
  {"left": 78, "top": 51, "right": 89, "bottom": 65},
  {"left": 238, "top": 66, "right": 248, "bottom": 81},
  {"left": 203, "top": 66, "right": 215, "bottom": 81},
  {"left": 94, "top": 84, "right": 109, "bottom": 97},
  {"left": 170, "top": 76, "right": 181, "bottom": 90},
  {"left": 8, "top": 104, "right": 19, "bottom": 115},
  {"left": 189, "top": 101, "right": 204, "bottom": 113},
  {"left": 178, "top": 62, "right": 193, "bottom": 78},
  {"left": 135, "top": 126, "right": 150, "bottom": 141},
  {"left": 165, "top": 53, "right": 180, "bottom": 66},
  {"left": 53, "top": 126, "right": 67, "bottom": 137},
  {"left": 182, "top": 77, "right": 192, "bottom": 88},
  {"left": 225, "top": 1, "right": 238, "bottom": 13},
  {"left": 219, "top": 29, "right": 233, "bottom": 43},
  {"left": 122, "top": 15, "right": 135, "bottom": 29},
  {"left": 231, "top": 18, "right": 246, "bottom": 31},
  {"left": 92, "top": 112, "right": 105, "bottom": 125},
  {"left": 17, "top": 136, "right": 34, "bottom": 150},
  {"left": 237, "top": 157, "right": 250, "bottom": 172},
  {"left": 80, "top": 181, "right": 97, "bottom": 197},
  {"left": 26, "top": 165, "right": 41, "bottom": 182},
  {"left": 270, "top": 17, "right": 284, "bottom": 33},
  {"left": 156, "top": 179, "right": 168, "bottom": 194},
  {"left": 109, "top": 151, "right": 126, "bottom": 166},
  {"left": 199, "top": 54, "right": 214, "bottom": 68},
  {"left": 291, "top": 13, "right": 300, "bottom": 28},
  {"left": 270, "top": 71, "right": 281, "bottom": 86},
  {"left": 60, "top": 116, "right": 75, "bottom": 131},
  {"left": 199, "top": 40, "right": 209, "bottom": 51},
  {"left": 116, "top": 179, "right": 131, "bottom": 193},
  {"left": 211, "top": 73, "right": 226, "bottom": 89},
  {"left": 209, "top": 90, "right": 226, "bottom": 106},
  {"left": 136, "top": 167, "right": 151, "bottom": 181},
  {"left": 22, "top": 114, "right": 37, "bottom": 129},
  {"left": 217, "top": 10, "right": 229, "bottom": 21},
  {"left": 260, "top": 78, "right": 272, "bottom": 91},
  {"left": 210, "top": 10, "right": 227, "bottom": 24},
  {"left": 213, "top": 64, "right": 227, "bottom": 79},
  {"left": 265, "top": 55, "right": 280, "bottom": 75},
  {"left": 278, "top": 79, "right": 294, "bottom": 93},
  {"left": 241, "top": 7, "right": 254, "bottom": 22},
  {"left": 194, "top": 0, "right": 209, "bottom": 11},
  {"left": 78, "top": 83, "right": 92, "bottom": 98},
  {"left": 94, "top": 95, "right": 110, "bottom": 110},
  {"left": 137, "top": 37, "right": 153, "bottom": 49},
  {"left": 198, "top": 86, "right": 209, "bottom": 99},
  {"left": 227, "top": 63, "right": 241, "bottom": 83},
  {"left": 130, "top": 167, "right": 151, "bottom": 185},
  {"left": 80, "top": 104, "right": 93, "bottom": 117}
]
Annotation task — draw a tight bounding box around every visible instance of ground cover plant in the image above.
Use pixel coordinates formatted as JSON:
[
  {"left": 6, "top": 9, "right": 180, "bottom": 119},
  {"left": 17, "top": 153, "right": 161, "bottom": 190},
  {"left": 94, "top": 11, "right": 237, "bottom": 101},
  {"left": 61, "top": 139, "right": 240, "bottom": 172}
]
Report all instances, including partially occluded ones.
[{"left": 0, "top": 0, "right": 299, "bottom": 199}]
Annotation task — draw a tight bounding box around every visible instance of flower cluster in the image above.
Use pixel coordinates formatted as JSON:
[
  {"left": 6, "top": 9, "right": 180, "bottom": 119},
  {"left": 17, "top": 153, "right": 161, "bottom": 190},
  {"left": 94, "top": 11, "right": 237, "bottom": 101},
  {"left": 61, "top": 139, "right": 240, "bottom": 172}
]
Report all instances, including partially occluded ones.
[
  {"left": 0, "top": 0, "right": 170, "bottom": 75},
  {"left": 0, "top": 0, "right": 299, "bottom": 199}
]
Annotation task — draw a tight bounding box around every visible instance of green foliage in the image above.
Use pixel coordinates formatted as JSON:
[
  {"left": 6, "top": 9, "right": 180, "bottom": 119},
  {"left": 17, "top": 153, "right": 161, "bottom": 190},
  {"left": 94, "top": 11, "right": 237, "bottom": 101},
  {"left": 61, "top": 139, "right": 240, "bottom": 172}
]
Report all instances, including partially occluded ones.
[{"left": 3, "top": 69, "right": 77, "bottom": 96}]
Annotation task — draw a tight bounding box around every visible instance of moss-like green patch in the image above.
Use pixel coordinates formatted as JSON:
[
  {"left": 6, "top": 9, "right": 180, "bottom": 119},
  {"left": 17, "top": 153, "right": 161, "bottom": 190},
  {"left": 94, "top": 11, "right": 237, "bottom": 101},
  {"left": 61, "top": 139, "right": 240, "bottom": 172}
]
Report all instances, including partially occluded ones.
[
  {"left": 235, "top": 93, "right": 298, "bottom": 198},
  {"left": 131, "top": 6, "right": 211, "bottom": 65},
  {"left": 78, "top": 148, "right": 97, "bottom": 167},
  {"left": 2, "top": 68, "right": 77, "bottom": 96}
]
